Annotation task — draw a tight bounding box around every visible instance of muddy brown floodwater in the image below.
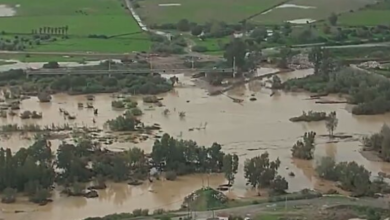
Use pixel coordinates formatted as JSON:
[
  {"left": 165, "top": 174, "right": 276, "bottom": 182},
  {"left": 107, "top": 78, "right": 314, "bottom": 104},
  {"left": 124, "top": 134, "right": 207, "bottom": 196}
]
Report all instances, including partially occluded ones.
[{"left": 1, "top": 68, "right": 390, "bottom": 220}]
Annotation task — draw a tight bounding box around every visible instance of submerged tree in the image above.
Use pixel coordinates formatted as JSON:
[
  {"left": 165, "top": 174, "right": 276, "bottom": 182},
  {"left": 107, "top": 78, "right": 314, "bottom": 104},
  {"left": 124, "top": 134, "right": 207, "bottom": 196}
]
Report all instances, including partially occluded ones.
[
  {"left": 325, "top": 111, "right": 338, "bottom": 138},
  {"left": 291, "top": 131, "right": 316, "bottom": 160},
  {"left": 222, "top": 154, "right": 239, "bottom": 185},
  {"left": 244, "top": 152, "right": 281, "bottom": 189}
]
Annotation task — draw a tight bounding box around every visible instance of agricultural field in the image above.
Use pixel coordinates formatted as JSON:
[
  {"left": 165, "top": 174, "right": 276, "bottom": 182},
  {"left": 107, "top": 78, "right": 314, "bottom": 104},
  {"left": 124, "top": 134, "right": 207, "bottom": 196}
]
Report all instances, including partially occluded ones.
[
  {"left": 339, "top": 0, "right": 390, "bottom": 26},
  {"left": 250, "top": 0, "right": 377, "bottom": 24},
  {"left": 0, "top": 0, "right": 151, "bottom": 53},
  {"left": 135, "top": 0, "right": 287, "bottom": 25}
]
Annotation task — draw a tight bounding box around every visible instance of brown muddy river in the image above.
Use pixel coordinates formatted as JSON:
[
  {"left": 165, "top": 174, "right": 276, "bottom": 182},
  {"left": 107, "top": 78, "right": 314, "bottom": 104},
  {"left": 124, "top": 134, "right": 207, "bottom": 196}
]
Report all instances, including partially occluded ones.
[{"left": 1, "top": 68, "right": 390, "bottom": 220}]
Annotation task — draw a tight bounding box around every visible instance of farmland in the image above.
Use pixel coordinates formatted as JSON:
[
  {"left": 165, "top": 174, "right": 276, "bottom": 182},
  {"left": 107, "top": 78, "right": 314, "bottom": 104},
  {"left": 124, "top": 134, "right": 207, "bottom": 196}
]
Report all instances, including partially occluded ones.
[
  {"left": 250, "top": 0, "right": 377, "bottom": 24},
  {"left": 135, "top": 0, "right": 287, "bottom": 25},
  {"left": 0, "top": 0, "right": 151, "bottom": 53},
  {"left": 339, "top": 0, "right": 390, "bottom": 26}
]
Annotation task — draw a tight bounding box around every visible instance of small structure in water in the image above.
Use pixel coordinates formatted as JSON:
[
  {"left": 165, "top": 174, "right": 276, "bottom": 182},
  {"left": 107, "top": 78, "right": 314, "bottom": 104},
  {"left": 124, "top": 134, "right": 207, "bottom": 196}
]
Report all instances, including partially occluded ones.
[{"left": 94, "top": 108, "right": 98, "bottom": 115}]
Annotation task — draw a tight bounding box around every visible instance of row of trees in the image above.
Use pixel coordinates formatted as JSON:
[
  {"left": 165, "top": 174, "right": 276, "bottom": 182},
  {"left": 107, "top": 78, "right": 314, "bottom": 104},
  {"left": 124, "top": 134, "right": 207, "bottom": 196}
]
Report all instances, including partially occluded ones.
[
  {"left": 31, "top": 26, "right": 69, "bottom": 36},
  {"left": 0, "top": 69, "right": 173, "bottom": 95}
]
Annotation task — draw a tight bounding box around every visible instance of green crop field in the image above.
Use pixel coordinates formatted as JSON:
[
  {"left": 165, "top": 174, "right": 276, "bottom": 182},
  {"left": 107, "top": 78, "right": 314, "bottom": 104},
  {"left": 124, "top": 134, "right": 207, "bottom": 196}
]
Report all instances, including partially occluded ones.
[
  {"left": 0, "top": 0, "right": 151, "bottom": 53},
  {"left": 339, "top": 0, "right": 390, "bottom": 26},
  {"left": 250, "top": 0, "right": 377, "bottom": 24},
  {"left": 136, "top": 0, "right": 287, "bottom": 25}
]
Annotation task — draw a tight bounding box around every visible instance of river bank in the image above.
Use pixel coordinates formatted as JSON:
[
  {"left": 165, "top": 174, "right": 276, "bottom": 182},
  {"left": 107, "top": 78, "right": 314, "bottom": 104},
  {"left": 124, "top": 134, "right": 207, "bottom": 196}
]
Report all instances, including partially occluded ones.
[{"left": 0, "top": 68, "right": 390, "bottom": 220}]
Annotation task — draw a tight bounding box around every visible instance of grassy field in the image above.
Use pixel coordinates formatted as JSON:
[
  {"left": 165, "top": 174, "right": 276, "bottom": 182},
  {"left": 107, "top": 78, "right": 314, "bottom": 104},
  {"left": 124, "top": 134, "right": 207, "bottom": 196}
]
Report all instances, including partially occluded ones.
[
  {"left": 0, "top": 54, "right": 102, "bottom": 62},
  {"left": 250, "top": 0, "right": 377, "bottom": 24},
  {"left": 0, "top": 0, "right": 151, "bottom": 52},
  {"left": 136, "top": 0, "right": 287, "bottom": 25},
  {"left": 193, "top": 36, "right": 230, "bottom": 55},
  {"left": 339, "top": 0, "right": 390, "bottom": 26}
]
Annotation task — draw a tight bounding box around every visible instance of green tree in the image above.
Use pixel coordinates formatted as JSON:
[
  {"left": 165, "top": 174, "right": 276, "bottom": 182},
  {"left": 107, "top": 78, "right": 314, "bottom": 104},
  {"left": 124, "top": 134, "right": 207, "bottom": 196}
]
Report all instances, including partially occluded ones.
[
  {"left": 270, "top": 175, "right": 288, "bottom": 194},
  {"left": 328, "top": 13, "right": 338, "bottom": 26},
  {"left": 271, "top": 75, "right": 283, "bottom": 89},
  {"left": 224, "top": 38, "right": 247, "bottom": 70},
  {"left": 222, "top": 154, "right": 239, "bottom": 185},
  {"left": 176, "top": 19, "right": 190, "bottom": 31},
  {"left": 2, "top": 187, "right": 16, "bottom": 203},
  {"left": 325, "top": 111, "right": 338, "bottom": 138},
  {"left": 278, "top": 46, "right": 293, "bottom": 69},
  {"left": 315, "top": 157, "right": 338, "bottom": 181},
  {"left": 244, "top": 152, "right": 281, "bottom": 188},
  {"left": 250, "top": 27, "right": 267, "bottom": 43},
  {"left": 191, "top": 25, "right": 203, "bottom": 36},
  {"left": 291, "top": 131, "right": 316, "bottom": 160},
  {"left": 309, "top": 46, "right": 325, "bottom": 75}
]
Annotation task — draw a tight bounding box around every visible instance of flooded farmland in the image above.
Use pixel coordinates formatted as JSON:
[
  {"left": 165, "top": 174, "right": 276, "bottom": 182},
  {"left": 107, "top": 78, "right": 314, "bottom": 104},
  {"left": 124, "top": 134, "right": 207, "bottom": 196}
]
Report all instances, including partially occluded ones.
[{"left": 1, "top": 68, "right": 390, "bottom": 220}]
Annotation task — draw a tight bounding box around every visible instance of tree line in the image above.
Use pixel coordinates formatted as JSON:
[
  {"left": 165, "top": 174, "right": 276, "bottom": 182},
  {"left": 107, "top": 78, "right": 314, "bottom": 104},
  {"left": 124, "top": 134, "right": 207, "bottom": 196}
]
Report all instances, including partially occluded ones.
[
  {"left": 0, "top": 133, "right": 241, "bottom": 204},
  {"left": 31, "top": 26, "right": 69, "bottom": 36},
  {"left": 284, "top": 47, "right": 390, "bottom": 115},
  {"left": 0, "top": 69, "right": 173, "bottom": 96}
]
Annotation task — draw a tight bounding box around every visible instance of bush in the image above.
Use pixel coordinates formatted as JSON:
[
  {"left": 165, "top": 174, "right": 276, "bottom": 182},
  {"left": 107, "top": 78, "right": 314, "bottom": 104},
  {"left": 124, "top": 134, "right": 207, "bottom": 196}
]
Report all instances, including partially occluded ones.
[
  {"left": 111, "top": 100, "right": 125, "bottom": 108},
  {"left": 132, "top": 209, "right": 142, "bottom": 217},
  {"left": 192, "top": 45, "right": 208, "bottom": 52},
  {"left": 153, "top": 209, "right": 165, "bottom": 215},
  {"left": 43, "top": 61, "right": 59, "bottom": 69},
  {"left": 165, "top": 171, "right": 177, "bottom": 181},
  {"left": 106, "top": 115, "right": 136, "bottom": 131},
  {"left": 141, "top": 209, "right": 149, "bottom": 216}
]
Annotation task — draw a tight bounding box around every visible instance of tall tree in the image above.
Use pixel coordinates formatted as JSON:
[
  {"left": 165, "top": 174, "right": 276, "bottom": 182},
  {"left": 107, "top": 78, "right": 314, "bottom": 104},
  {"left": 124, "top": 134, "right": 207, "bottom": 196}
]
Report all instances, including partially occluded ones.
[
  {"left": 222, "top": 154, "right": 239, "bottom": 185},
  {"left": 326, "top": 111, "right": 338, "bottom": 138},
  {"left": 244, "top": 152, "right": 281, "bottom": 189},
  {"left": 309, "top": 46, "right": 324, "bottom": 75},
  {"left": 328, "top": 13, "right": 338, "bottom": 26},
  {"left": 224, "top": 38, "right": 247, "bottom": 70},
  {"left": 291, "top": 131, "right": 316, "bottom": 160}
]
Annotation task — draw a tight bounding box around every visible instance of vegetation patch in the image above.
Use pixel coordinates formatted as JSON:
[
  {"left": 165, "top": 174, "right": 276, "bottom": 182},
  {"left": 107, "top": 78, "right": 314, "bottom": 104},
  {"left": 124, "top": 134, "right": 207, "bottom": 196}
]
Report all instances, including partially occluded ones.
[
  {"left": 0, "top": 65, "right": 173, "bottom": 96},
  {"left": 289, "top": 111, "right": 328, "bottom": 122},
  {"left": 284, "top": 47, "right": 390, "bottom": 115}
]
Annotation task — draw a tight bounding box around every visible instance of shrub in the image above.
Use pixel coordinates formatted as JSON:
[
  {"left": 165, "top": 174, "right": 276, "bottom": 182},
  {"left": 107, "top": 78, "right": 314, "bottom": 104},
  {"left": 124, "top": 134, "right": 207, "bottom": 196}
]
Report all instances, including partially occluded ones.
[
  {"left": 43, "top": 61, "right": 59, "bottom": 69},
  {"left": 192, "top": 45, "right": 208, "bottom": 52},
  {"left": 165, "top": 171, "right": 177, "bottom": 181}
]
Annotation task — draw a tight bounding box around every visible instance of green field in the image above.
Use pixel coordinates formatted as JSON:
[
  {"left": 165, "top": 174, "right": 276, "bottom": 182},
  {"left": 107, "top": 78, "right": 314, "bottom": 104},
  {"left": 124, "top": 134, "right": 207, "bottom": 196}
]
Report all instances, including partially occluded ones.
[
  {"left": 136, "top": 0, "right": 287, "bottom": 25},
  {"left": 0, "top": 0, "right": 151, "bottom": 52},
  {"left": 250, "top": 0, "right": 377, "bottom": 24},
  {"left": 339, "top": 0, "right": 390, "bottom": 26}
]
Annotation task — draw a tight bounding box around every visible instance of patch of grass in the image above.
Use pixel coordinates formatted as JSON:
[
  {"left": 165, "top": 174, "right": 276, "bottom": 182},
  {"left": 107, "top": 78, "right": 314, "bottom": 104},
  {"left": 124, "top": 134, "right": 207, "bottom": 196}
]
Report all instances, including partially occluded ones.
[
  {"left": 0, "top": 54, "right": 100, "bottom": 62},
  {"left": 136, "top": 0, "right": 287, "bottom": 25},
  {"left": 28, "top": 35, "right": 151, "bottom": 53},
  {"left": 0, "top": 0, "right": 150, "bottom": 52},
  {"left": 339, "top": 0, "right": 390, "bottom": 26},
  {"left": 193, "top": 36, "right": 230, "bottom": 54},
  {"left": 0, "top": 60, "right": 16, "bottom": 65}
]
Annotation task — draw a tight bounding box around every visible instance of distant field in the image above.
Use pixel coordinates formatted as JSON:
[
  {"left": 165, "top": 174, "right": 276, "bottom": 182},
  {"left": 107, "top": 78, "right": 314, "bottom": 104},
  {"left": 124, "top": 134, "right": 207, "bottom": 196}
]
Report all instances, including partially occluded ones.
[
  {"left": 250, "top": 0, "right": 377, "bottom": 24},
  {"left": 136, "top": 0, "right": 287, "bottom": 25},
  {"left": 0, "top": 0, "right": 150, "bottom": 52},
  {"left": 339, "top": 0, "right": 390, "bottom": 26}
]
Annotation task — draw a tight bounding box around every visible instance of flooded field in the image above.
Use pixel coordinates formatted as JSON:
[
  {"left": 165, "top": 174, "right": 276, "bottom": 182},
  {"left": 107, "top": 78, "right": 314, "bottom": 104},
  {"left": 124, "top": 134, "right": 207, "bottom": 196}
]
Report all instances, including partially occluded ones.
[{"left": 1, "top": 68, "right": 390, "bottom": 220}]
